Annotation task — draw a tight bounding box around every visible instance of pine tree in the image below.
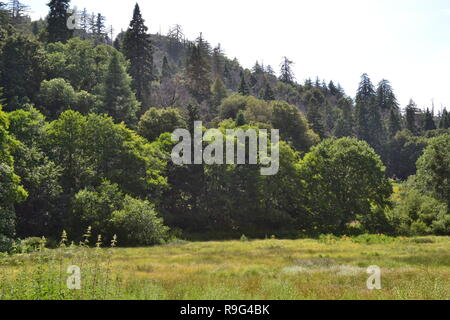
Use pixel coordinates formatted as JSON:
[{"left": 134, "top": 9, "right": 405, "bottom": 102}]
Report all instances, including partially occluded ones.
[
  {"left": 238, "top": 72, "right": 250, "bottom": 96},
  {"left": 122, "top": 3, "right": 154, "bottom": 106},
  {"left": 212, "top": 44, "right": 224, "bottom": 78},
  {"left": 262, "top": 80, "right": 275, "bottom": 101},
  {"left": 279, "top": 56, "right": 295, "bottom": 84},
  {"left": 334, "top": 97, "right": 353, "bottom": 138},
  {"left": 80, "top": 8, "right": 89, "bottom": 33},
  {"left": 195, "top": 32, "right": 211, "bottom": 57},
  {"left": 439, "top": 108, "right": 450, "bottom": 129},
  {"left": 100, "top": 51, "right": 140, "bottom": 125},
  {"left": 388, "top": 109, "right": 402, "bottom": 138},
  {"left": 46, "top": 0, "right": 73, "bottom": 43},
  {"left": 211, "top": 77, "right": 227, "bottom": 108},
  {"left": 336, "top": 83, "right": 345, "bottom": 97},
  {"left": 376, "top": 79, "right": 398, "bottom": 111},
  {"left": 356, "top": 73, "right": 375, "bottom": 105},
  {"left": 161, "top": 56, "right": 171, "bottom": 81},
  {"left": 266, "top": 65, "right": 275, "bottom": 76},
  {"left": 87, "top": 12, "right": 96, "bottom": 34},
  {"left": 354, "top": 74, "right": 384, "bottom": 152},
  {"left": 0, "top": 2, "right": 10, "bottom": 26},
  {"left": 186, "top": 43, "right": 211, "bottom": 103},
  {"left": 93, "top": 13, "right": 106, "bottom": 44},
  {"left": 328, "top": 80, "right": 339, "bottom": 96},
  {"left": 307, "top": 104, "right": 325, "bottom": 139},
  {"left": 304, "top": 78, "right": 313, "bottom": 90},
  {"left": 314, "top": 77, "right": 321, "bottom": 88},
  {"left": 422, "top": 108, "right": 436, "bottom": 131},
  {"left": 7, "top": 0, "right": 29, "bottom": 26},
  {"left": 405, "top": 100, "right": 419, "bottom": 135},
  {"left": 355, "top": 74, "right": 374, "bottom": 141},
  {"left": 0, "top": 28, "right": 45, "bottom": 107}
]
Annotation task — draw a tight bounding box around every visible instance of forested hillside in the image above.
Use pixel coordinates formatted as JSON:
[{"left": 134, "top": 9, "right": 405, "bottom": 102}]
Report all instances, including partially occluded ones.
[{"left": 0, "top": 1, "right": 449, "bottom": 252}]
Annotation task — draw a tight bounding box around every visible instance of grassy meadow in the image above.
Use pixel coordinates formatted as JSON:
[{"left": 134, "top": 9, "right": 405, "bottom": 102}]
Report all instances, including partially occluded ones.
[{"left": 0, "top": 235, "right": 449, "bottom": 300}]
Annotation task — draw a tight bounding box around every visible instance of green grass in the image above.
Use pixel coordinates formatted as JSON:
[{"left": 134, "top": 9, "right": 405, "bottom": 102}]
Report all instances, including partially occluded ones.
[{"left": 0, "top": 236, "right": 449, "bottom": 300}]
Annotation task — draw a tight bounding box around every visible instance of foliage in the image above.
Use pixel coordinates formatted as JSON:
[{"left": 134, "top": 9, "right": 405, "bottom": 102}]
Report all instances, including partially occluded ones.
[
  {"left": 111, "top": 196, "right": 169, "bottom": 246},
  {"left": 219, "top": 94, "right": 250, "bottom": 120},
  {"left": 271, "top": 101, "right": 319, "bottom": 152},
  {"left": 44, "top": 111, "right": 168, "bottom": 199},
  {"left": 37, "top": 78, "right": 77, "bottom": 118},
  {"left": 185, "top": 43, "right": 212, "bottom": 103},
  {"left": 0, "top": 106, "right": 27, "bottom": 251},
  {"left": 98, "top": 50, "right": 140, "bottom": 125},
  {"left": 138, "top": 107, "right": 186, "bottom": 142},
  {"left": 298, "top": 138, "right": 393, "bottom": 234},
  {"left": 71, "top": 181, "right": 124, "bottom": 241},
  {"left": 0, "top": 27, "right": 46, "bottom": 108},
  {"left": 46, "top": 0, "right": 73, "bottom": 43},
  {"left": 385, "top": 130, "right": 428, "bottom": 180},
  {"left": 415, "top": 134, "right": 450, "bottom": 208},
  {"left": 45, "top": 38, "right": 113, "bottom": 93},
  {"left": 2, "top": 1, "right": 450, "bottom": 250},
  {"left": 390, "top": 184, "right": 449, "bottom": 236},
  {"left": 211, "top": 76, "right": 228, "bottom": 113},
  {"left": 7, "top": 107, "right": 63, "bottom": 238},
  {"left": 122, "top": 3, "right": 154, "bottom": 106}
]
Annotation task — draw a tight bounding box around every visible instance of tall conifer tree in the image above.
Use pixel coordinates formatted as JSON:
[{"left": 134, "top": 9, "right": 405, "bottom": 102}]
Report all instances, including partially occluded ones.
[
  {"left": 238, "top": 72, "right": 250, "bottom": 96},
  {"left": 355, "top": 74, "right": 384, "bottom": 153},
  {"left": 100, "top": 51, "right": 140, "bottom": 125},
  {"left": 405, "top": 100, "right": 419, "bottom": 135},
  {"left": 46, "top": 0, "right": 73, "bottom": 43},
  {"left": 422, "top": 108, "right": 436, "bottom": 131},
  {"left": 262, "top": 80, "right": 275, "bottom": 101},
  {"left": 122, "top": 3, "right": 154, "bottom": 107},
  {"left": 439, "top": 108, "right": 450, "bottom": 129},
  {"left": 279, "top": 56, "right": 295, "bottom": 84},
  {"left": 186, "top": 43, "right": 211, "bottom": 103}
]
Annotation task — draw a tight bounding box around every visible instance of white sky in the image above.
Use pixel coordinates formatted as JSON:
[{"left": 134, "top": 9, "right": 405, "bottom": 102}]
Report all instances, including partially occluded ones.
[{"left": 27, "top": 0, "right": 450, "bottom": 112}]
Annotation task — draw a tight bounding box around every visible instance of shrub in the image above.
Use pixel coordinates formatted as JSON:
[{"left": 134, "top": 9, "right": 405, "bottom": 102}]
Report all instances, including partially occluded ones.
[
  {"left": 111, "top": 196, "right": 169, "bottom": 247},
  {"left": 71, "top": 181, "right": 124, "bottom": 241},
  {"left": 318, "top": 234, "right": 339, "bottom": 244},
  {"left": 240, "top": 234, "right": 249, "bottom": 242},
  {"left": 390, "top": 184, "right": 449, "bottom": 236},
  {"left": 350, "top": 234, "right": 395, "bottom": 244},
  {"left": 15, "top": 237, "right": 44, "bottom": 253}
]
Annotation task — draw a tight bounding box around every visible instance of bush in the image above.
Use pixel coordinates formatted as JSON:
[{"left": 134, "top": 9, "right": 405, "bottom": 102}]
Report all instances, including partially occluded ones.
[
  {"left": 390, "top": 184, "right": 449, "bottom": 236},
  {"left": 71, "top": 181, "right": 124, "bottom": 241},
  {"left": 0, "top": 235, "right": 14, "bottom": 253},
  {"left": 240, "top": 234, "right": 249, "bottom": 242},
  {"left": 15, "top": 237, "right": 44, "bottom": 253},
  {"left": 111, "top": 196, "right": 169, "bottom": 247},
  {"left": 318, "top": 234, "right": 340, "bottom": 244},
  {"left": 350, "top": 234, "right": 395, "bottom": 244}
]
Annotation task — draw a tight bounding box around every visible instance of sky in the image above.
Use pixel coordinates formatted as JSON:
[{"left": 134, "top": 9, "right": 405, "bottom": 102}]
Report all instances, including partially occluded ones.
[{"left": 27, "top": 0, "right": 450, "bottom": 112}]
